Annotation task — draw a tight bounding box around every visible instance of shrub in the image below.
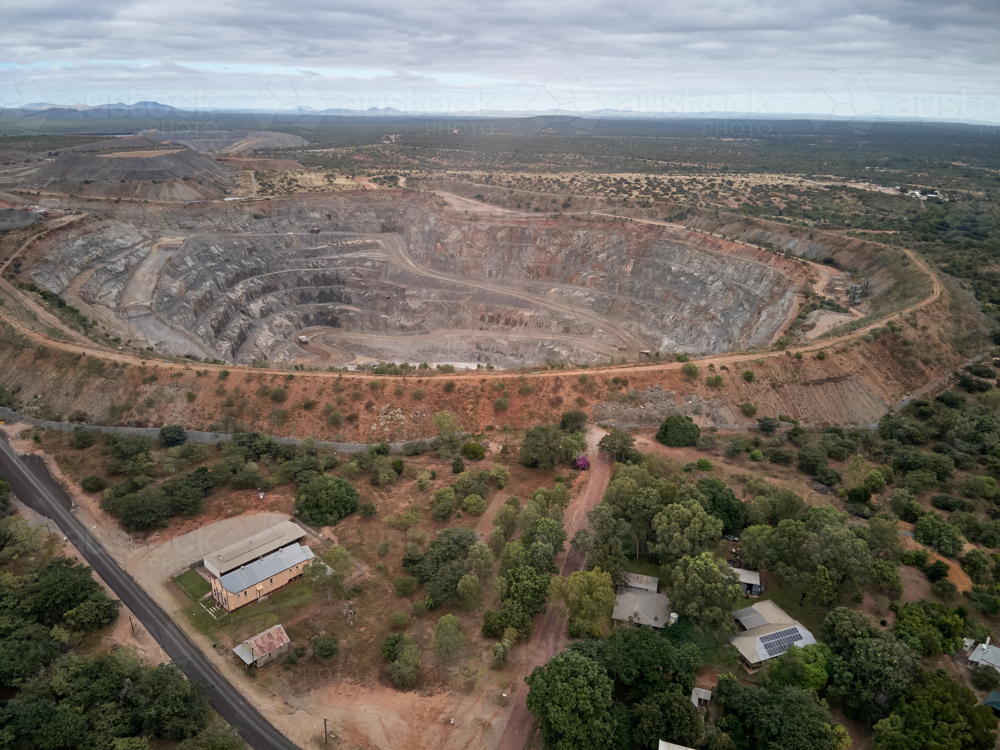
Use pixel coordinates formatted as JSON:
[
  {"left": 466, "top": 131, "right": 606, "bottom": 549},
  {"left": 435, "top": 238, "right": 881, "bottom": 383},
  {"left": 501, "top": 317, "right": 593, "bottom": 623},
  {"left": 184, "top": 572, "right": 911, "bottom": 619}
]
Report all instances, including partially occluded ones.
[
  {"left": 452, "top": 456, "right": 465, "bottom": 474},
  {"left": 371, "top": 457, "right": 398, "bottom": 486},
  {"left": 765, "top": 447, "right": 795, "bottom": 464},
  {"left": 740, "top": 402, "right": 758, "bottom": 417},
  {"left": 494, "top": 397, "right": 509, "bottom": 411},
  {"left": 559, "top": 410, "right": 587, "bottom": 433},
  {"left": 270, "top": 385, "right": 287, "bottom": 402},
  {"left": 295, "top": 475, "right": 359, "bottom": 526},
  {"left": 750, "top": 450, "right": 764, "bottom": 462},
  {"left": 432, "top": 497, "right": 457, "bottom": 521},
  {"left": 681, "top": 362, "right": 698, "bottom": 381},
  {"left": 416, "top": 472, "right": 431, "bottom": 491},
  {"left": 462, "top": 494, "right": 488, "bottom": 515},
  {"left": 816, "top": 350, "right": 827, "bottom": 360},
  {"left": 696, "top": 458, "right": 713, "bottom": 471},
  {"left": 462, "top": 442, "right": 486, "bottom": 461},
  {"left": 80, "top": 475, "right": 106, "bottom": 493},
  {"left": 490, "top": 465, "right": 510, "bottom": 488},
  {"left": 328, "top": 410, "right": 344, "bottom": 427},
  {"left": 706, "top": 375, "right": 723, "bottom": 387},
  {"left": 932, "top": 579, "right": 958, "bottom": 601},
  {"left": 402, "top": 440, "right": 427, "bottom": 456},
  {"left": 743, "top": 370, "right": 755, "bottom": 382},
  {"left": 443, "top": 379, "right": 456, "bottom": 393},
  {"left": 391, "top": 612, "right": 410, "bottom": 629},
  {"left": 695, "top": 434, "right": 718, "bottom": 450},
  {"left": 378, "top": 541, "right": 391, "bottom": 556},
  {"left": 359, "top": 501, "right": 378, "bottom": 516},
  {"left": 656, "top": 414, "right": 700, "bottom": 447},
  {"left": 70, "top": 428, "right": 96, "bottom": 449},
  {"left": 186, "top": 391, "right": 196, "bottom": 402},
  {"left": 924, "top": 560, "right": 950, "bottom": 582},
  {"left": 412, "top": 389, "right": 426, "bottom": 401},
  {"left": 394, "top": 577, "right": 418, "bottom": 596},
  {"left": 313, "top": 636, "right": 339, "bottom": 660}
]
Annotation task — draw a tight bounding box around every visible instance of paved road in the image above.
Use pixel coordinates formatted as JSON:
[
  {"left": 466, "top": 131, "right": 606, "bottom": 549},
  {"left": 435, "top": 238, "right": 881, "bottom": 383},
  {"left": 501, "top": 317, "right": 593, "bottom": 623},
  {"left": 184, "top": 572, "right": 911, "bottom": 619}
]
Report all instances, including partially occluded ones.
[{"left": 0, "top": 434, "right": 301, "bottom": 750}]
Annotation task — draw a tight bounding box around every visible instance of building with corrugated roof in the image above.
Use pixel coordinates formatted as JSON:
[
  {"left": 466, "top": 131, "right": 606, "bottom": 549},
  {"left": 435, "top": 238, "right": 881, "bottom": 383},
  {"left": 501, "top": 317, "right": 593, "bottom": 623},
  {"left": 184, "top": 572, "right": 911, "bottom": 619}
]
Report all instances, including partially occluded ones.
[
  {"left": 203, "top": 520, "right": 315, "bottom": 612},
  {"left": 729, "top": 601, "right": 816, "bottom": 673},
  {"left": 233, "top": 624, "right": 291, "bottom": 668}
]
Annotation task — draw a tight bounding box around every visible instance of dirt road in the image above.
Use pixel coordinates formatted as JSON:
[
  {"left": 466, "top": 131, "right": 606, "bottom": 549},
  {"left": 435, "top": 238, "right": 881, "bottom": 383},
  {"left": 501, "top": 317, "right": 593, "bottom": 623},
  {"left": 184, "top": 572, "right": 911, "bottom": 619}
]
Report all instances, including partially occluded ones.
[{"left": 496, "top": 426, "right": 611, "bottom": 750}]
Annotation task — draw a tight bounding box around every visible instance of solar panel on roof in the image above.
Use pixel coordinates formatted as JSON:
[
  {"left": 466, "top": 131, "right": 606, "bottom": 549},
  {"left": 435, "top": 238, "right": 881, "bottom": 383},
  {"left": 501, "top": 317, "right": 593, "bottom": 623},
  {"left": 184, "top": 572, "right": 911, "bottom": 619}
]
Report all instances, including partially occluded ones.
[{"left": 760, "top": 627, "right": 803, "bottom": 657}]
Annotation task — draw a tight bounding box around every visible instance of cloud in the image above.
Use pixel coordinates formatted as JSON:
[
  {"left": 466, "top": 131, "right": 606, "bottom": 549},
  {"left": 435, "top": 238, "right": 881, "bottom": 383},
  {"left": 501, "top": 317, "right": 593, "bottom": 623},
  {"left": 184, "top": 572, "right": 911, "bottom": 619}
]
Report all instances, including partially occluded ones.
[{"left": 2, "top": 0, "right": 997, "bottom": 120}]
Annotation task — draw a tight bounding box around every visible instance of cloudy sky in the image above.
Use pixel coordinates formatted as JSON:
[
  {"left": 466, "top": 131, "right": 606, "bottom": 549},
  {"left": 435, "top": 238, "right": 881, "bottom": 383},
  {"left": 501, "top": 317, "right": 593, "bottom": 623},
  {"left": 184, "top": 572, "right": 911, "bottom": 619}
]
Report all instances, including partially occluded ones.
[{"left": 2, "top": 0, "right": 998, "bottom": 122}]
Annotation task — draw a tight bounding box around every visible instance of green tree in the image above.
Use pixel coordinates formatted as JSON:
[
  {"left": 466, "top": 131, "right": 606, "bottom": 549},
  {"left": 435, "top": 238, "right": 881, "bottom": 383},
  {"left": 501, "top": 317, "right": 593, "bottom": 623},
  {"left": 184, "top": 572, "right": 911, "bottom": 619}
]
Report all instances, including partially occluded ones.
[
  {"left": 295, "top": 475, "right": 359, "bottom": 526},
  {"left": 520, "top": 425, "right": 574, "bottom": 470},
  {"left": 434, "top": 614, "right": 464, "bottom": 659},
  {"left": 806, "top": 564, "right": 837, "bottom": 606},
  {"left": 597, "top": 428, "right": 636, "bottom": 463},
  {"left": 757, "top": 416, "right": 779, "bottom": 434},
  {"left": 549, "top": 568, "right": 617, "bottom": 638},
  {"left": 632, "top": 685, "right": 704, "bottom": 749},
  {"left": 767, "top": 643, "right": 832, "bottom": 692},
  {"left": 656, "top": 415, "right": 700, "bottom": 447},
  {"left": 798, "top": 443, "right": 828, "bottom": 476},
  {"left": 668, "top": 552, "right": 741, "bottom": 631},
  {"left": 467, "top": 541, "right": 495, "bottom": 579},
  {"left": 682, "top": 362, "right": 699, "bottom": 381},
  {"left": 873, "top": 670, "right": 997, "bottom": 750},
  {"left": 559, "top": 410, "right": 587, "bottom": 433},
  {"left": 526, "top": 650, "right": 616, "bottom": 750},
  {"left": 178, "top": 717, "right": 247, "bottom": 750},
  {"left": 127, "top": 663, "right": 209, "bottom": 739},
  {"left": 159, "top": 425, "right": 188, "bottom": 447},
  {"left": 457, "top": 574, "right": 482, "bottom": 609},
  {"left": 652, "top": 497, "right": 723, "bottom": 565}
]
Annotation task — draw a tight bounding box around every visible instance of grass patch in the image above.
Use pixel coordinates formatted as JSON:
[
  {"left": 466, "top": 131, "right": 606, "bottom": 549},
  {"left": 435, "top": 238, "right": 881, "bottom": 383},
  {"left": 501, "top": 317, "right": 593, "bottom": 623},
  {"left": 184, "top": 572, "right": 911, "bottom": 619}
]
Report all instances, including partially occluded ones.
[{"left": 175, "top": 569, "right": 211, "bottom": 600}]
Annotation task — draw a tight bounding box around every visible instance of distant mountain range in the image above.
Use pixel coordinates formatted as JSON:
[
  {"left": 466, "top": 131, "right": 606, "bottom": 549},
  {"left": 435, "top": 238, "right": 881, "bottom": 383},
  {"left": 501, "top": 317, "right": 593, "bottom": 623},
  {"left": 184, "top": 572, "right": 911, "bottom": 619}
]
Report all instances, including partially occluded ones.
[{"left": 4, "top": 101, "right": 983, "bottom": 126}]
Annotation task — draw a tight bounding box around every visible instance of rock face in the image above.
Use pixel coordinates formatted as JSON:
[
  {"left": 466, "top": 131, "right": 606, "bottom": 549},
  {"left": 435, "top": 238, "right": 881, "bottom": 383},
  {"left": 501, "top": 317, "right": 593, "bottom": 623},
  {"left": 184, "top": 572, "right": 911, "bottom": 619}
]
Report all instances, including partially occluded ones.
[
  {"left": 23, "top": 193, "right": 809, "bottom": 365},
  {"left": 0, "top": 209, "right": 35, "bottom": 230}
]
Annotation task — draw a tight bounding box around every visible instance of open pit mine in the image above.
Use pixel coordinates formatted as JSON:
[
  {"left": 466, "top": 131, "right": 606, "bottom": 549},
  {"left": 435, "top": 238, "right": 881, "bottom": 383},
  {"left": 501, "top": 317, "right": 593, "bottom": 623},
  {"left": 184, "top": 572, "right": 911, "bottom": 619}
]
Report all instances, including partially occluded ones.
[{"left": 22, "top": 192, "right": 810, "bottom": 368}]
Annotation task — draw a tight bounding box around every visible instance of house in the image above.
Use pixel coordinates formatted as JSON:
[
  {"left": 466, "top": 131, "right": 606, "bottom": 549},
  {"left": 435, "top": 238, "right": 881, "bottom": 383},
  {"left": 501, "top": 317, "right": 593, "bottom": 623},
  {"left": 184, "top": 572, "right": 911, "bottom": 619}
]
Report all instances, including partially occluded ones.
[
  {"left": 737, "top": 569, "right": 761, "bottom": 597},
  {"left": 233, "top": 624, "right": 290, "bottom": 668},
  {"left": 203, "top": 520, "right": 315, "bottom": 612},
  {"left": 729, "top": 601, "right": 817, "bottom": 673},
  {"left": 612, "top": 573, "right": 674, "bottom": 629},
  {"left": 690, "top": 687, "right": 712, "bottom": 710},
  {"left": 968, "top": 639, "right": 1000, "bottom": 676}
]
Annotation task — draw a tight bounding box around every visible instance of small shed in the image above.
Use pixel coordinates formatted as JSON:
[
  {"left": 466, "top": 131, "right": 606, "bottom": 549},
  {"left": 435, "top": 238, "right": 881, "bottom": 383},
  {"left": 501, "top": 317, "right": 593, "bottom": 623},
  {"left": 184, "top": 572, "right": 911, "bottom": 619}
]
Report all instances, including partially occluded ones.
[
  {"left": 234, "top": 624, "right": 291, "bottom": 668},
  {"left": 738, "top": 569, "right": 761, "bottom": 597},
  {"left": 690, "top": 687, "right": 712, "bottom": 709}
]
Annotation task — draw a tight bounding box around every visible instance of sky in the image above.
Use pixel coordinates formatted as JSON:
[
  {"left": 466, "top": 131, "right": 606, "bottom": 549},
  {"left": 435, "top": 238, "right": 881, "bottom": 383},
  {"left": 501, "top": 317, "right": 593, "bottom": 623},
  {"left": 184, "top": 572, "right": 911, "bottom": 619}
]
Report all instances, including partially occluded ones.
[{"left": 1, "top": 0, "right": 998, "bottom": 123}]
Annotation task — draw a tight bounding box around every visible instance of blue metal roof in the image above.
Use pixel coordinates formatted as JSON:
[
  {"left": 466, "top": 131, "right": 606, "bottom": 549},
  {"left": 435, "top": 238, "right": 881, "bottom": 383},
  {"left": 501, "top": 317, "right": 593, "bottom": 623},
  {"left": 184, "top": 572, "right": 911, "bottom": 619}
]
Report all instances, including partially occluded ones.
[{"left": 218, "top": 544, "right": 314, "bottom": 593}]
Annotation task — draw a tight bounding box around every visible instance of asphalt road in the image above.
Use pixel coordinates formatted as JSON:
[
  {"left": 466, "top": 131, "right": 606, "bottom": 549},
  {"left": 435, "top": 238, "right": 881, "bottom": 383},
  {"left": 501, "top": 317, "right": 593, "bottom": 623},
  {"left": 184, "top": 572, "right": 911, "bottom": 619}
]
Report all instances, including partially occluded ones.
[{"left": 0, "top": 434, "right": 302, "bottom": 750}]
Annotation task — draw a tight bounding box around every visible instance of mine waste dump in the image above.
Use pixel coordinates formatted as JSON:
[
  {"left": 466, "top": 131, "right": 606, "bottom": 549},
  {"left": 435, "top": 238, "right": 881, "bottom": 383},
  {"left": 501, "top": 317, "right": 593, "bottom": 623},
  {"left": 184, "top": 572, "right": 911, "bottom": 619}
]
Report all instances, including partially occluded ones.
[{"left": 26, "top": 193, "right": 810, "bottom": 367}]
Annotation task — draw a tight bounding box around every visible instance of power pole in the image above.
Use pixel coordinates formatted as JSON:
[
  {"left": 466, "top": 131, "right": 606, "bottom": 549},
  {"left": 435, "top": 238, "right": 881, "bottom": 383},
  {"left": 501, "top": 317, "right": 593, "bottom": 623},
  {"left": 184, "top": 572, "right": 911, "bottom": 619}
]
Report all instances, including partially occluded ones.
[{"left": 324, "top": 718, "right": 328, "bottom": 745}]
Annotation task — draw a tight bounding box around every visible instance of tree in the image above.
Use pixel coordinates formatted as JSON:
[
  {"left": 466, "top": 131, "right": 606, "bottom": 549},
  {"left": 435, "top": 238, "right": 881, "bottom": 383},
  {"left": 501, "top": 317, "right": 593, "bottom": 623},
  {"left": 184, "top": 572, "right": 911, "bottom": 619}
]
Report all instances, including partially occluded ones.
[
  {"left": 652, "top": 498, "right": 723, "bottom": 565},
  {"left": 757, "top": 416, "right": 779, "bottom": 434},
  {"left": 767, "top": 643, "right": 832, "bottom": 692},
  {"left": 312, "top": 636, "right": 339, "bottom": 660},
  {"left": 682, "top": 362, "right": 699, "bottom": 381},
  {"left": 572, "top": 503, "right": 631, "bottom": 586},
  {"left": 598, "top": 428, "right": 636, "bottom": 463},
  {"left": 159, "top": 425, "right": 188, "bottom": 448},
  {"left": 715, "top": 675, "right": 849, "bottom": 750},
  {"left": 656, "top": 415, "right": 700, "bottom": 447},
  {"left": 806, "top": 564, "right": 837, "bottom": 605},
  {"left": 458, "top": 574, "right": 482, "bottom": 609},
  {"left": 798, "top": 443, "right": 828, "bottom": 476},
  {"left": 696, "top": 478, "right": 744, "bottom": 534},
  {"left": 304, "top": 546, "right": 352, "bottom": 603},
  {"left": 549, "top": 568, "right": 617, "bottom": 638},
  {"left": 526, "top": 650, "right": 616, "bottom": 750},
  {"left": 295, "top": 476, "right": 359, "bottom": 526},
  {"left": 867, "top": 515, "right": 904, "bottom": 561},
  {"left": 178, "top": 717, "right": 247, "bottom": 750},
  {"left": 632, "top": 685, "right": 704, "bottom": 749},
  {"left": 520, "top": 425, "right": 573, "bottom": 470},
  {"left": 872, "top": 670, "right": 997, "bottom": 750},
  {"left": 668, "top": 552, "right": 741, "bottom": 631},
  {"left": 431, "top": 411, "right": 461, "bottom": 457},
  {"left": 467, "top": 541, "right": 495, "bottom": 579},
  {"left": 560, "top": 410, "right": 588, "bottom": 433},
  {"left": 434, "top": 614, "right": 464, "bottom": 659},
  {"left": 127, "top": 663, "right": 209, "bottom": 740}
]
